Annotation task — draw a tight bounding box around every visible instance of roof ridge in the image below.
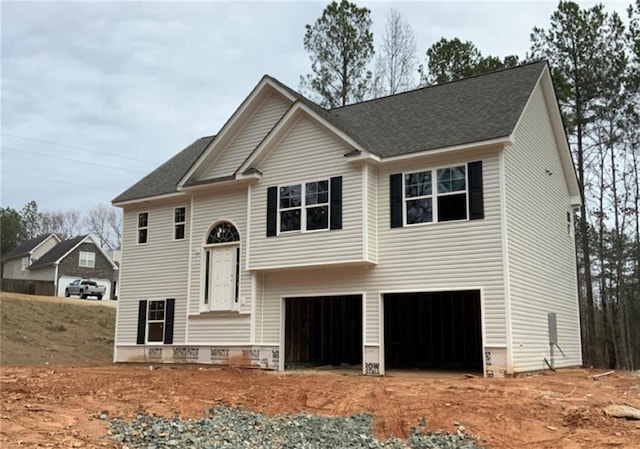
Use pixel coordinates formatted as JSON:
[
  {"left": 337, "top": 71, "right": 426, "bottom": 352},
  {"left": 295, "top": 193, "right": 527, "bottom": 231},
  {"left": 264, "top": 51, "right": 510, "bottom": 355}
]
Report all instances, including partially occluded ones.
[{"left": 330, "top": 59, "right": 547, "bottom": 111}]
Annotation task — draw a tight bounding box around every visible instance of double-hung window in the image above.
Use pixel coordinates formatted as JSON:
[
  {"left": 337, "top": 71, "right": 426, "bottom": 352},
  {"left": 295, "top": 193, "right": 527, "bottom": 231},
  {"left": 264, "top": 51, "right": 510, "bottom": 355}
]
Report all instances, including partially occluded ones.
[
  {"left": 391, "top": 162, "right": 482, "bottom": 228},
  {"left": 138, "top": 212, "right": 148, "bottom": 244},
  {"left": 174, "top": 207, "right": 186, "bottom": 240},
  {"left": 147, "top": 300, "right": 165, "bottom": 343},
  {"left": 279, "top": 180, "right": 329, "bottom": 233},
  {"left": 79, "top": 251, "right": 95, "bottom": 268}
]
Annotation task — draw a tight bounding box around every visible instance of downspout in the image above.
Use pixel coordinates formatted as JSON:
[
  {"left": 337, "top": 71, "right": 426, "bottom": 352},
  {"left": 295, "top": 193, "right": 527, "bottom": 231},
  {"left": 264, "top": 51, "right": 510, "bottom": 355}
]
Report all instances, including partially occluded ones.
[{"left": 53, "top": 263, "right": 59, "bottom": 297}]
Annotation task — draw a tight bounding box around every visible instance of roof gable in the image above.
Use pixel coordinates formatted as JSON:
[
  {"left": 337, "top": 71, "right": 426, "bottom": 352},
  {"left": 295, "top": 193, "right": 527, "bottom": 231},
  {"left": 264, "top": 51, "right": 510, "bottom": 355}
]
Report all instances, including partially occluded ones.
[
  {"left": 178, "top": 77, "right": 297, "bottom": 188},
  {"left": 3, "top": 233, "right": 61, "bottom": 261},
  {"left": 29, "top": 235, "right": 118, "bottom": 269}
]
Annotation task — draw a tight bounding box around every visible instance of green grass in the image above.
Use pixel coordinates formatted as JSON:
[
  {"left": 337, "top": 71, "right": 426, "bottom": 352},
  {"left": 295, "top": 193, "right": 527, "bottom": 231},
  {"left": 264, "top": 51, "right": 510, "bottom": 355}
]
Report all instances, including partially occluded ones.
[{"left": 0, "top": 293, "right": 116, "bottom": 365}]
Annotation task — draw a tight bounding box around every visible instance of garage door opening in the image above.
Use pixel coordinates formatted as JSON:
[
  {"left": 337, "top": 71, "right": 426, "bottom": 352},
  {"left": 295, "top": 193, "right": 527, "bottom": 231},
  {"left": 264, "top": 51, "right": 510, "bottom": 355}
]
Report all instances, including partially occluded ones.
[
  {"left": 284, "top": 295, "right": 362, "bottom": 368},
  {"left": 384, "top": 291, "right": 482, "bottom": 371}
]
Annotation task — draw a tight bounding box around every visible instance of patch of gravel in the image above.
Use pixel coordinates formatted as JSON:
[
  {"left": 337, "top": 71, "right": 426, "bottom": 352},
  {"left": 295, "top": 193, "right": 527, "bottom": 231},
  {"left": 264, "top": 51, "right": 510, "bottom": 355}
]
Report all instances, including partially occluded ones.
[{"left": 105, "top": 405, "right": 483, "bottom": 448}]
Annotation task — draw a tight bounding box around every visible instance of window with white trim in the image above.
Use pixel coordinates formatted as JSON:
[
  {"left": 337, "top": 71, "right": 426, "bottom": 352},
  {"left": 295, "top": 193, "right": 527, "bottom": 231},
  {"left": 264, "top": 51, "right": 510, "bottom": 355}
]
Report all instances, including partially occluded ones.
[
  {"left": 21, "top": 256, "right": 30, "bottom": 271},
  {"left": 404, "top": 165, "right": 468, "bottom": 225},
  {"left": 279, "top": 180, "right": 329, "bottom": 232},
  {"left": 147, "top": 300, "right": 165, "bottom": 343},
  {"left": 78, "top": 251, "right": 95, "bottom": 268},
  {"left": 174, "top": 207, "right": 186, "bottom": 240},
  {"left": 138, "top": 212, "right": 148, "bottom": 244}
]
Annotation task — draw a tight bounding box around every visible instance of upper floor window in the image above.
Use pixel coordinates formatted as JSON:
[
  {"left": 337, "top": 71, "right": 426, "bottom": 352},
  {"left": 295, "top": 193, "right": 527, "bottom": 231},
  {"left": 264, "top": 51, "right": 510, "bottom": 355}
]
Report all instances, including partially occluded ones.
[
  {"left": 174, "top": 207, "right": 186, "bottom": 240},
  {"left": 138, "top": 212, "right": 148, "bottom": 244},
  {"left": 266, "top": 177, "right": 342, "bottom": 236},
  {"left": 79, "top": 251, "right": 95, "bottom": 268},
  {"left": 391, "top": 161, "right": 483, "bottom": 228}
]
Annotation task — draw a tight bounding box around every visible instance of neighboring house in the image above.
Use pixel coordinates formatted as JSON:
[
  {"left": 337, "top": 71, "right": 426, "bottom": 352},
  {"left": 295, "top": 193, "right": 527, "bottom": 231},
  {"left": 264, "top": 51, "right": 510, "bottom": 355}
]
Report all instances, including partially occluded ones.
[
  {"left": 2, "top": 234, "right": 62, "bottom": 294},
  {"left": 2, "top": 234, "right": 118, "bottom": 299},
  {"left": 112, "top": 61, "right": 582, "bottom": 377}
]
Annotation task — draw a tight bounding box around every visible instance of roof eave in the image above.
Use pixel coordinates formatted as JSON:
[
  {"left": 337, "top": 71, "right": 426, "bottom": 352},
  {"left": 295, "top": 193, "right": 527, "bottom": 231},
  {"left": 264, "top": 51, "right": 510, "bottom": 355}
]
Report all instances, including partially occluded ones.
[
  {"left": 378, "top": 136, "right": 513, "bottom": 163},
  {"left": 112, "top": 191, "right": 188, "bottom": 208}
]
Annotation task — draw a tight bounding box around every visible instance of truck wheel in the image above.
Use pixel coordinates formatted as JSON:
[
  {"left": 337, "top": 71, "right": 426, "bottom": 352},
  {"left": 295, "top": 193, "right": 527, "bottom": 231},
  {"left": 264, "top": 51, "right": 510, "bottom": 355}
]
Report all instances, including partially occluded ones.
[
  {"left": 97, "top": 295, "right": 103, "bottom": 300},
  {"left": 64, "top": 289, "right": 70, "bottom": 297},
  {"left": 80, "top": 293, "right": 86, "bottom": 299}
]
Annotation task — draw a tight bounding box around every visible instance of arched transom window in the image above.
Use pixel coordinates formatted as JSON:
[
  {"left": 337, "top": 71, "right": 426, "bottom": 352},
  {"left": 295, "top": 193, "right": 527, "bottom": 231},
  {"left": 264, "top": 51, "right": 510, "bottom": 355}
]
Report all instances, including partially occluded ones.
[
  {"left": 207, "top": 222, "right": 240, "bottom": 244},
  {"left": 202, "top": 222, "right": 240, "bottom": 312}
]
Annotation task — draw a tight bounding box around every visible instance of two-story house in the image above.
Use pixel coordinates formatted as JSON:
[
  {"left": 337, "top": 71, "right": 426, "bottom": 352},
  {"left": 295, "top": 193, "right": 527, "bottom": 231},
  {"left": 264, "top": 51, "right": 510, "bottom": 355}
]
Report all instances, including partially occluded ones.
[{"left": 112, "top": 61, "right": 582, "bottom": 377}]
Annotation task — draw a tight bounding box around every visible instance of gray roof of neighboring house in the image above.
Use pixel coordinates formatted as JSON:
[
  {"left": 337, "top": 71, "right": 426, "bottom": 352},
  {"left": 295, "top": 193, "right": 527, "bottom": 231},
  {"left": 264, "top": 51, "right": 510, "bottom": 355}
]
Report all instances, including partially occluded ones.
[
  {"left": 113, "top": 135, "right": 215, "bottom": 203},
  {"left": 3, "top": 234, "right": 55, "bottom": 261},
  {"left": 29, "top": 235, "right": 87, "bottom": 268},
  {"left": 113, "top": 61, "right": 547, "bottom": 203}
]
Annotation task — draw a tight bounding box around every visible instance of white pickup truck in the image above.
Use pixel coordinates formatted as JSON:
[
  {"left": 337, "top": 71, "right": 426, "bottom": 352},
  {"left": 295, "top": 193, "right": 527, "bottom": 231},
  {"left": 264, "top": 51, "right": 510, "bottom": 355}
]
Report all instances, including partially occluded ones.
[{"left": 65, "top": 279, "right": 106, "bottom": 300}]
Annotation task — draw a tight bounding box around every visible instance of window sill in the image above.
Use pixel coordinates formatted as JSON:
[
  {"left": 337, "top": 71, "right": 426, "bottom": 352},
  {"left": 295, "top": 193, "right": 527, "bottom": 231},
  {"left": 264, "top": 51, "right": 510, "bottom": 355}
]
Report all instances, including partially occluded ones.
[{"left": 191, "top": 309, "right": 249, "bottom": 317}]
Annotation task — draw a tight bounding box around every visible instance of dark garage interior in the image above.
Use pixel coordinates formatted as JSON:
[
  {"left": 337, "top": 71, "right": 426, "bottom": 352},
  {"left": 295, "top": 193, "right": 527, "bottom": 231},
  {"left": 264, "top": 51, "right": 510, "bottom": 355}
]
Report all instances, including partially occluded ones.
[
  {"left": 285, "top": 295, "right": 362, "bottom": 368},
  {"left": 384, "top": 291, "right": 482, "bottom": 371}
]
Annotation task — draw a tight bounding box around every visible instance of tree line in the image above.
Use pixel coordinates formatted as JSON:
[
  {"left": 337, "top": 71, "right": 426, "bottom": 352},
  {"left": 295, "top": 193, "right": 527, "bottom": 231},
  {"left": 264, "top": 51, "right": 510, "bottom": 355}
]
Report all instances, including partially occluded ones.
[
  {"left": 301, "top": 0, "right": 640, "bottom": 370},
  {"left": 1, "top": 201, "right": 122, "bottom": 254}
]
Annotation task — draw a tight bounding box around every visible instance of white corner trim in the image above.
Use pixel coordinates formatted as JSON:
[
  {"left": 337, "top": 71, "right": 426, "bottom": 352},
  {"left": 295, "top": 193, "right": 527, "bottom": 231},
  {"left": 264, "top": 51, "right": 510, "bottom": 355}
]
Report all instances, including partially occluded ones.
[
  {"left": 362, "top": 164, "right": 368, "bottom": 261},
  {"left": 245, "top": 184, "right": 252, "bottom": 271},
  {"left": 185, "top": 194, "right": 194, "bottom": 343},
  {"left": 498, "top": 148, "right": 514, "bottom": 374}
]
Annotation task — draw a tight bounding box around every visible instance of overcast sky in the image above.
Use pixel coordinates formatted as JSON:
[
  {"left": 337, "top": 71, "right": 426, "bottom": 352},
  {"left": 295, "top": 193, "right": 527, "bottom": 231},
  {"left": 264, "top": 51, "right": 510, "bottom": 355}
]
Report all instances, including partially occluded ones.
[{"left": 0, "top": 1, "right": 631, "bottom": 213}]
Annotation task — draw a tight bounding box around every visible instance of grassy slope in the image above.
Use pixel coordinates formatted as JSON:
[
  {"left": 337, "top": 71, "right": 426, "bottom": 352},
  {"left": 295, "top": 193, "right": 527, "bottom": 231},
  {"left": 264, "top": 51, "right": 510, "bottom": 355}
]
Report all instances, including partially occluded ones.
[{"left": 0, "top": 293, "right": 116, "bottom": 365}]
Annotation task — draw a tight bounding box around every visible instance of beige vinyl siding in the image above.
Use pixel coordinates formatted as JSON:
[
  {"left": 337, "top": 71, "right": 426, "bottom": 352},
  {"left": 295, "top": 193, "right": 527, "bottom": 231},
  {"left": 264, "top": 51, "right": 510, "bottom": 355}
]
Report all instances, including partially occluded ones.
[
  {"left": 367, "top": 164, "right": 378, "bottom": 263},
  {"left": 117, "top": 199, "right": 191, "bottom": 344},
  {"left": 3, "top": 259, "right": 25, "bottom": 279},
  {"left": 33, "top": 237, "right": 60, "bottom": 260},
  {"left": 376, "top": 148, "right": 506, "bottom": 346},
  {"left": 187, "top": 187, "right": 251, "bottom": 343},
  {"left": 249, "top": 115, "right": 364, "bottom": 269},
  {"left": 255, "top": 147, "right": 506, "bottom": 348},
  {"left": 201, "top": 93, "right": 291, "bottom": 180},
  {"left": 23, "top": 265, "right": 56, "bottom": 281},
  {"left": 505, "top": 84, "right": 581, "bottom": 371}
]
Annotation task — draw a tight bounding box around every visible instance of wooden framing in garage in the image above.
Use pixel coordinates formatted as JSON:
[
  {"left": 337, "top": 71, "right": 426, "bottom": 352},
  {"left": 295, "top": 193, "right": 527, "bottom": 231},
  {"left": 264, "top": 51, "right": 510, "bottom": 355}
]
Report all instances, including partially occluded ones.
[
  {"left": 284, "top": 294, "right": 362, "bottom": 368},
  {"left": 383, "top": 290, "right": 483, "bottom": 372}
]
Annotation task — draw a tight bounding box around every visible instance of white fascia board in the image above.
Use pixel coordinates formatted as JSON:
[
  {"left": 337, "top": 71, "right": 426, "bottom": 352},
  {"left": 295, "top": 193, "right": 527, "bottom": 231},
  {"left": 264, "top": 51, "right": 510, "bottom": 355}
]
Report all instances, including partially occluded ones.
[
  {"left": 178, "top": 78, "right": 296, "bottom": 188},
  {"left": 237, "top": 101, "right": 371, "bottom": 173},
  {"left": 112, "top": 192, "right": 187, "bottom": 208},
  {"left": 177, "top": 175, "right": 259, "bottom": 193},
  {"left": 378, "top": 136, "right": 512, "bottom": 164}
]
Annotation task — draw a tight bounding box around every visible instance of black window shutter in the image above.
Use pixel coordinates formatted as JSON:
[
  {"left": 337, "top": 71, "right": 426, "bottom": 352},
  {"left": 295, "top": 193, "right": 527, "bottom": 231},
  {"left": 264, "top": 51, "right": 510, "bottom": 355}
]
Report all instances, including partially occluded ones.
[
  {"left": 330, "top": 176, "right": 343, "bottom": 230},
  {"left": 164, "top": 298, "right": 175, "bottom": 344},
  {"left": 266, "top": 186, "right": 277, "bottom": 237},
  {"left": 390, "top": 173, "right": 403, "bottom": 228},
  {"left": 136, "top": 300, "right": 147, "bottom": 344},
  {"left": 468, "top": 161, "right": 484, "bottom": 220}
]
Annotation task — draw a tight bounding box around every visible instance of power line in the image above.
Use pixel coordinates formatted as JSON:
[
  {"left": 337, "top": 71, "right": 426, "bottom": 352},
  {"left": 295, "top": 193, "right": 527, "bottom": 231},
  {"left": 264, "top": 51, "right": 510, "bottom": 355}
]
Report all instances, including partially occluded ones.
[
  {"left": 1, "top": 146, "right": 148, "bottom": 174},
  {"left": 3, "top": 172, "right": 118, "bottom": 193},
  {"left": 0, "top": 132, "right": 160, "bottom": 164}
]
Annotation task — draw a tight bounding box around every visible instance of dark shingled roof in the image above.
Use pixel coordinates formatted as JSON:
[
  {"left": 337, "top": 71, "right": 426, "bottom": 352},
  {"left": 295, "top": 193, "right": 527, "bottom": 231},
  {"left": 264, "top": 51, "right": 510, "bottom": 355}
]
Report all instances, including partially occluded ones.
[
  {"left": 330, "top": 61, "right": 545, "bottom": 157},
  {"left": 112, "top": 136, "right": 215, "bottom": 203},
  {"left": 3, "top": 234, "right": 54, "bottom": 261},
  {"left": 113, "top": 61, "right": 546, "bottom": 203},
  {"left": 29, "top": 235, "right": 87, "bottom": 268}
]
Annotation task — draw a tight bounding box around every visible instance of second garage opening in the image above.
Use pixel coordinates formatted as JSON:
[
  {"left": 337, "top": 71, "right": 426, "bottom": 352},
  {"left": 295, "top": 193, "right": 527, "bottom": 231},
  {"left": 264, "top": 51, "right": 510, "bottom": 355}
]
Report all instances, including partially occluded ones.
[
  {"left": 384, "top": 290, "right": 483, "bottom": 371},
  {"left": 284, "top": 295, "right": 362, "bottom": 368}
]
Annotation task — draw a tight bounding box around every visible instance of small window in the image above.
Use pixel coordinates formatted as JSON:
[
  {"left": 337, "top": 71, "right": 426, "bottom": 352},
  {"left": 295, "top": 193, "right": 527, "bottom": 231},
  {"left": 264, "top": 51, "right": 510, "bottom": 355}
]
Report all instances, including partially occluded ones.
[
  {"left": 21, "top": 256, "right": 30, "bottom": 271},
  {"left": 147, "top": 300, "right": 165, "bottom": 343},
  {"left": 174, "top": 207, "right": 186, "bottom": 240},
  {"left": 138, "top": 212, "right": 149, "bottom": 244},
  {"left": 79, "top": 251, "right": 95, "bottom": 268}
]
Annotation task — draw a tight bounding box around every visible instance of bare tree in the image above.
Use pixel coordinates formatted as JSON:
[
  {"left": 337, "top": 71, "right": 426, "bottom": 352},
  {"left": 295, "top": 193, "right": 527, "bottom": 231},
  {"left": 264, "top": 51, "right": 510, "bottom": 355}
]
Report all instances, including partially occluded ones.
[
  {"left": 84, "top": 204, "right": 122, "bottom": 250},
  {"left": 42, "top": 210, "right": 82, "bottom": 240},
  {"left": 373, "top": 9, "right": 417, "bottom": 97}
]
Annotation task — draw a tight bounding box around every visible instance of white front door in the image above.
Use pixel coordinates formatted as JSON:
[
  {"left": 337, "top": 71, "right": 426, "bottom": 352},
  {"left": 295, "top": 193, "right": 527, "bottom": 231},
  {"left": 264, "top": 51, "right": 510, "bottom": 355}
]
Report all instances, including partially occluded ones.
[{"left": 210, "top": 246, "right": 236, "bottom": 311}]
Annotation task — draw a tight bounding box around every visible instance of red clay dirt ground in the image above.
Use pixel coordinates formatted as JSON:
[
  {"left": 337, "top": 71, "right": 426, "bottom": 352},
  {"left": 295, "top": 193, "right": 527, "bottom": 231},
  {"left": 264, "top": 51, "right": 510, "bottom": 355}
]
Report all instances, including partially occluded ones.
[{"left": 1, "top": 365, "right": 639, "bottom": 448}]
